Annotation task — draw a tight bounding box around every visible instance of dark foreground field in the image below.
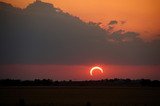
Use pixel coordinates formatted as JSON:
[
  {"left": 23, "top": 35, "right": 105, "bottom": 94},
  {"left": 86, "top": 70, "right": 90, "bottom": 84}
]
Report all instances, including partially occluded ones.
[{"left": 0, "top": 87, "right": 160, "bottom": 106}]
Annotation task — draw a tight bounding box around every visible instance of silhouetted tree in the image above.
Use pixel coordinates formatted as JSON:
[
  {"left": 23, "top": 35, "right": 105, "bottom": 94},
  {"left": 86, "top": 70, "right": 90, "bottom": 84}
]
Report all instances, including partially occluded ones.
[
  {"left": 19, "top": 99, "right": 26, "bottom": 106},
  {"left": 151, "top": 80, "right": 160, "bottom": 87},
  {"left": 140, "top": 79, "right": 151, "bottom": 86},
  {"left": 86, "top": 102, "right": 91, "bottom": 106},
  {"left": 0, "top": 79, "right": 160, "bottom": 87}
]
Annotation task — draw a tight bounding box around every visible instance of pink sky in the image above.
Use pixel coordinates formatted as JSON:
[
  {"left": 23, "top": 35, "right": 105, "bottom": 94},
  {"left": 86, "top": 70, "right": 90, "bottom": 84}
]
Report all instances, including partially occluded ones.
[{"left": 0, "top": 64, "right": 160, "bottom": 80}]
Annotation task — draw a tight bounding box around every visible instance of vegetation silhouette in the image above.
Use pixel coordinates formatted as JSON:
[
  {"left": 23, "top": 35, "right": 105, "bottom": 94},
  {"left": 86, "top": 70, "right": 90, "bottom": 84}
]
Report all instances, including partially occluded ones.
[
  {"left": 0, "top": 79, "right": 160, "bottom": 106},
  {"left": 19, "top": 99, "right": 26, "bottom": 106},
  {"left": 86, "top": 102, "right": 91, "bottom": 106},
  {"left": 0, "top": 78, "right": 160, "bottom": 87}
]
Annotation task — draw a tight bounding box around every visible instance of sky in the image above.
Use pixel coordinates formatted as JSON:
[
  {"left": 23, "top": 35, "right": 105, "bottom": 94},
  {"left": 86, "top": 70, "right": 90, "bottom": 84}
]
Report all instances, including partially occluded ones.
[
  {"left": 1, "top": 0, "right": 160, "bottom": 40},
  {"left": 1, "top": 64, "right": 160, "bottom": 80},
  {"left": 0, "top": 0, "right": 160, "bottom": 80}
]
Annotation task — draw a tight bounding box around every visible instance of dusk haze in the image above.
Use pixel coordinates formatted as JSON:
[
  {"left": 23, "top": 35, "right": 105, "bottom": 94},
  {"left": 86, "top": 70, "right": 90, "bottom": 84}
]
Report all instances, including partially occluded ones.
[
  {"left": 0, "top": 0, "right": 160, "bottom": 106},
  {"left": 0, "top": 0, "right": 160, "bottom": 80}
]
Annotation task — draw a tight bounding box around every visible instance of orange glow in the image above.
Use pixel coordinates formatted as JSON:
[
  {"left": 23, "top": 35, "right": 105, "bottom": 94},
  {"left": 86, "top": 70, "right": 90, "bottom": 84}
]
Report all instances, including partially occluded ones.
[
  {"left": 0, "top": 64, "right": 160, "bottom": 80},
  {"left": 90, "top": 66, "right": 103, "bottom": 76},
  {"left": 0, "top": 0, "right": 160, "bottom": 39}
]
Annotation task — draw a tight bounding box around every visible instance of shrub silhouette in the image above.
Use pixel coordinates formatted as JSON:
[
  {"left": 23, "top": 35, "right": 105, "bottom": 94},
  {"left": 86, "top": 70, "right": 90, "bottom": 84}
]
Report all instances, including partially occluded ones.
[
  {"left": 86, "top": 102, "right": 91, "bottom": 106},
  {"left": 0, "top": 79, "right": 160, "bottom": 87},
  {"left": 19, "top": 99, "right": 26, "bottom": 106}
]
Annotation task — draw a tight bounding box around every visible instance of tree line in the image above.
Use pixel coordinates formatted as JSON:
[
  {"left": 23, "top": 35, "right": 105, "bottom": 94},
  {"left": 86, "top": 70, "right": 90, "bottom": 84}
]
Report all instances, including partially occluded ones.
[{"left": 0, "top": 78, "right": 160, "bottom": 87}]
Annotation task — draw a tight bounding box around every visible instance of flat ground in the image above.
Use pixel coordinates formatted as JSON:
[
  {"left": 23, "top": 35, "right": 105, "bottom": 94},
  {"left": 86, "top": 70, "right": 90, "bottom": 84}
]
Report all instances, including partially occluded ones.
[{"left": 0, "top": 87, "right": 160, "bottom": 106}]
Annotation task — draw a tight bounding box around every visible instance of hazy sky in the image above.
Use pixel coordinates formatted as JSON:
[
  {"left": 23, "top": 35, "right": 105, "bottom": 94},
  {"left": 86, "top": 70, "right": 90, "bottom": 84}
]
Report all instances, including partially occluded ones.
[
  {"left": 1, "top": 64, "right": 160, "bottom": 80},
  {"left": 1, "top": 0, "right": 160, "bottom": 40},
  {"left": 0, "top": 0, "right": 160, "bottom": 80}
]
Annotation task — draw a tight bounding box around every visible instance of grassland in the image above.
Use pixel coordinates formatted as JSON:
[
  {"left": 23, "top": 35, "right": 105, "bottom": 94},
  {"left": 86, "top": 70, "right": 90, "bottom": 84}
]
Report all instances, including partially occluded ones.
[{"left": 0, "top": 87, "right": 160, "bottom": 106}]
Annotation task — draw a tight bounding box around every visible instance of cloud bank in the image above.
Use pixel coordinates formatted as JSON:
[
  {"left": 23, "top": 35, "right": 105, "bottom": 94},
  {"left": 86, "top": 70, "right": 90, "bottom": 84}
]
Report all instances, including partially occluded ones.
[{"left": 0, "top": 1, "right": 160, "bottom": 65}]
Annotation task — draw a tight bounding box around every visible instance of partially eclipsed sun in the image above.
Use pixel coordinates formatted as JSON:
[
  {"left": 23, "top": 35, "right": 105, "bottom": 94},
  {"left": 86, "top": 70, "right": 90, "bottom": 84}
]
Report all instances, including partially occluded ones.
[{"left": 90, "top": 66, "right": 103, "bottom": 76}]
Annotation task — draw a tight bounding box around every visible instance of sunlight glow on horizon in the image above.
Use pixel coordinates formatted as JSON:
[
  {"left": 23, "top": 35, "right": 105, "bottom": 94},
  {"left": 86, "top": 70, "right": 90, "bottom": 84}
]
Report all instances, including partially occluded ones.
[
  {"left": 90, "top": 66, "right": 103, "bottom": 76},
  {"left": 0, "top": 64, "right": 160, "bottom": 80}
]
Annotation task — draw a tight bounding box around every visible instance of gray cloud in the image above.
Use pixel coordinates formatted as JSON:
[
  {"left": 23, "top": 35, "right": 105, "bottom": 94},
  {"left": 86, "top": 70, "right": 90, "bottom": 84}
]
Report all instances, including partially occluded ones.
[
  {"left": 0, "top": 1, "right": 160, "bottom": 65},
  {"left": 109, "top": 30, "right": 141, "bottom": 42}
]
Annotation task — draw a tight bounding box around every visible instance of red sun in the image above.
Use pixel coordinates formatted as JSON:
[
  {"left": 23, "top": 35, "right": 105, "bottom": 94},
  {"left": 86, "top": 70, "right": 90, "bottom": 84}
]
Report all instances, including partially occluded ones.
[{"left": 90, "top": 66, "right": 104, "bottom": 76}]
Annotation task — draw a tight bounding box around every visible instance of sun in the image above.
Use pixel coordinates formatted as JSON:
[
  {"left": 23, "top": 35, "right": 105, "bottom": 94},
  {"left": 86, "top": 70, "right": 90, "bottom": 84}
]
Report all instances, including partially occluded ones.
[{"left": 90, "top": 66, "right": 103, "bottom": 76}]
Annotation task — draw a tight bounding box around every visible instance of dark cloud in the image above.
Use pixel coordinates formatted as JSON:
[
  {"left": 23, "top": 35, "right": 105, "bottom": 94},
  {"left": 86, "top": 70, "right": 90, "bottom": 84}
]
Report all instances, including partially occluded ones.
[
  {"left": 109, "top": 30, "right": 141, "bottom": 42},
  {"left": 108, "top": 20, "right": 118, "bottom": 25},
  {"left": 0, "top": 1, "right": 160, "bottom": 65}
]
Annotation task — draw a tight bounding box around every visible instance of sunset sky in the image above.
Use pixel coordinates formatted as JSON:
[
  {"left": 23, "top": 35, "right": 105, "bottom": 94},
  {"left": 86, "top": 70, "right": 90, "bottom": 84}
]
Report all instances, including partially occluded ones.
[
  {"left": 0, "top": 0, "right": 160, "bottom": 80},
  {"left": 1, "top": 0, "right": 160, "bottom": 40}
]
